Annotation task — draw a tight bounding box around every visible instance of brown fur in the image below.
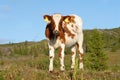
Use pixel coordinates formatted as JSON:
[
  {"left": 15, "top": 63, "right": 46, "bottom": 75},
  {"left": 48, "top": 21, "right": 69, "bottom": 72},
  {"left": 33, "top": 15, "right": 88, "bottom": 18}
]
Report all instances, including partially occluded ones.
[
  {"left": 59, "top": 47, "right": 62, "bottom": 58},
  {"left": 64, "top": 23, "right": 75, "bottom": 38}
]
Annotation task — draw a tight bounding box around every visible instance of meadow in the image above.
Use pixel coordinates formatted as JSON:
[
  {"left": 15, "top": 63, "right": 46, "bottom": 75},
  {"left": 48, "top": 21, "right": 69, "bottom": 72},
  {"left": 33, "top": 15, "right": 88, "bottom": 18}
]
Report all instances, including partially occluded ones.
[
  {"left": 0, "top": 40, "right": 120, "bottom": 80},
  {"left": 0, "top": 28, "right": 120, "bottom": 80}
]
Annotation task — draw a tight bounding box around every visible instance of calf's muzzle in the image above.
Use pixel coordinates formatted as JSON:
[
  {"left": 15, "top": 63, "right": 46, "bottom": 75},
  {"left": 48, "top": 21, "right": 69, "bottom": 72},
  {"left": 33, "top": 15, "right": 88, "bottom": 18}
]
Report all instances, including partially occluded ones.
[{"left": 53, "top": 30, "right": 60, "bottom": 36}]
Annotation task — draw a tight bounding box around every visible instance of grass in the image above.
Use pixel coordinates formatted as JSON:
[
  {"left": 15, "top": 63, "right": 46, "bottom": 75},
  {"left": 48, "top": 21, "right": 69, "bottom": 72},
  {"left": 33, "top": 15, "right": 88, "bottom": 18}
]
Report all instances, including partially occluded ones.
[
  {"left": 0, "top": 40, "right": 120, "bottom": 80},
  {"left": 0, "top": 52, "right": 120, "bottom": 80},
  {"left": 107, "top": 50, "right": 120, "bottom": 65}
]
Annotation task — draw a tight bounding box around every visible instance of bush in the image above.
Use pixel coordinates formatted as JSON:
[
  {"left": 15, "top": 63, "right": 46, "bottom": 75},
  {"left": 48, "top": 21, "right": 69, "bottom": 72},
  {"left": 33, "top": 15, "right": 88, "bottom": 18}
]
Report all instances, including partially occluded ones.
[{"left": 87, "top": 29, "right": 108, "bottom": 71}]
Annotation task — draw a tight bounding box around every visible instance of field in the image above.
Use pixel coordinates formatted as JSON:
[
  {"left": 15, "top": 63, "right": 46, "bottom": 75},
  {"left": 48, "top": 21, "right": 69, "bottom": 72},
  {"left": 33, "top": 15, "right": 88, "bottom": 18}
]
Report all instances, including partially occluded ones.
[
  {"left": 0, "top": 40, "right": 120, "bottom": 80},
  {"left": 0, "top": 28, "right": 120, "bottom": 80}
]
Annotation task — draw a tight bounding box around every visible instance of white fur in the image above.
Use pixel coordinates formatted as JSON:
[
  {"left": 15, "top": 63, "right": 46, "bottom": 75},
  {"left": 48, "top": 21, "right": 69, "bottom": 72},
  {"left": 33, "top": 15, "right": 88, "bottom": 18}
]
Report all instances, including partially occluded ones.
[
  {"left": 48, "top": 44, "right": 55, "bottom": 71},
  {"left": 59, "top": 43, "right": 65, "bottom": 71},
  {"left": 53, "top": 14, "right": 62, "bottom": 31}
]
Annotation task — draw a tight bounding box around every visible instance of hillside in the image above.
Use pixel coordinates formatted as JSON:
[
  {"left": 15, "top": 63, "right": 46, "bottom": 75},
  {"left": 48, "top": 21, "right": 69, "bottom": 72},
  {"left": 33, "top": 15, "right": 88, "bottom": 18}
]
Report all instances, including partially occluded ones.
[
  {"left": 1, "top": 27, "right": 120, "bottom": 54},
  {"left": 0, "top": 27, "right": 120, "bottom": 80},
  {"left": 84, "top": 27, "right": 120, "bottom": 52}
]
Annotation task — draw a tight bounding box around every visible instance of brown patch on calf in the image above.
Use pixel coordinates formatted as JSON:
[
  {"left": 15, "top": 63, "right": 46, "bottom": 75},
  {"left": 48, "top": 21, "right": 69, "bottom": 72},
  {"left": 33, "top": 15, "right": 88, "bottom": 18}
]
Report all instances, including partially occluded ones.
[
  {"left": 64, "top": 24, "right": 75, "bottom": 38},
  {"left": 78, "top": 51, "right": 83, "bottom": 62},
  {"left": 80, "top": 58, "right": 83, "bottom": 62},
  {"left": 49, "top": 56, "right": 53, "bottom": 59},
  {"left": 45, "top": 26, "right": 50, "bottom": 39},
  {"left": 45, "top": 24, "right": 54, "bottom": 40},
  {"left": 63, "top": 16, "right": 75, "bottom": 24},
  {"left": 70, "top": 16, "right": 75, "bottom": 23},
  {"left": 78, "top": 51, "right": 84, "bottom": 57},
  {"left": 77, "top": 43, "right": 83, "bottom": 62},
  {"left": 78, "top": 50, "right": 84, "bottom": 62},
  {"left": 71, "top": 51, "right": 74, "bottom": 56},
  {"left": 44, "top": 15, "right": 57, "bottom": 40},
  {"left": 71, "top": 24, "right": 74, "bottom": 27},
  {"left": 59, "top": 31, "right": 65, "bottom": 43},
  {"left": 59, "top": 47, "right": 62, "bottom": 58}
]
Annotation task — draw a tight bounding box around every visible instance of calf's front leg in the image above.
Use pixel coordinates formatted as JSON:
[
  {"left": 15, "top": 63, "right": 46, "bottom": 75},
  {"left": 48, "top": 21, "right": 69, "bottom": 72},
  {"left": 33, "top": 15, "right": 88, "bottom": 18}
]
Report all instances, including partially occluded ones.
[
  {"left": 48, "top": 44, "right": 55, "bottom": 72},
  {"left": 59, "top": 44, "right": 65, "bottom": 71}
]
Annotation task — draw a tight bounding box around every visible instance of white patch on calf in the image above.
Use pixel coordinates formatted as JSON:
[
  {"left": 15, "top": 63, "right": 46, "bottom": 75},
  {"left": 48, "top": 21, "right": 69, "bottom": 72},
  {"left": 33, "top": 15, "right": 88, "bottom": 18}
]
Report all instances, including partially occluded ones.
[{"left": 52, "top": 14, "right": 62, "bottom": 31}]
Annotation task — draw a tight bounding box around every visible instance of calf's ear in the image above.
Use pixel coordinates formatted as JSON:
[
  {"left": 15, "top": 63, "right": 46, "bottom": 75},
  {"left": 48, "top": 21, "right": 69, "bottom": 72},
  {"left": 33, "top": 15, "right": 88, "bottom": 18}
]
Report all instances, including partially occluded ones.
[
  {"left": 63, "top": 16, "right": 71, "bottom": 23},
  {"left": 43, "top": 15, "right": 51, "bottom": 23}
]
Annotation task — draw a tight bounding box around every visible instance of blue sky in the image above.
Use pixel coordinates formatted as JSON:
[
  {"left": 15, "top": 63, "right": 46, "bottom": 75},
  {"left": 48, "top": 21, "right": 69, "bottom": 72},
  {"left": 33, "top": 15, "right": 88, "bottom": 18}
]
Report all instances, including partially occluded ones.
[{"left": 0, "top": 0, "right": 120, "bottom": 44}]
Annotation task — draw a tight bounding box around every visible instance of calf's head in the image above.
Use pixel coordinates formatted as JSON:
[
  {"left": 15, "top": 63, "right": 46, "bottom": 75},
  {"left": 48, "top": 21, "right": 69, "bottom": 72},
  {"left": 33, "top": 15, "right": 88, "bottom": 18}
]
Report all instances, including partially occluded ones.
[{"left": 43, "top": 14, "right": 72, "bottom": 36}]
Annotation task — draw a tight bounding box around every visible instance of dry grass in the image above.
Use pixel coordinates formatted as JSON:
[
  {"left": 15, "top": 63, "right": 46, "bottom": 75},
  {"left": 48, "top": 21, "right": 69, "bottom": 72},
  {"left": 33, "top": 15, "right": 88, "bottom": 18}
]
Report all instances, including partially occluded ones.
[{"left": 0, "top": 51, "right": 120, "bottom": 80}]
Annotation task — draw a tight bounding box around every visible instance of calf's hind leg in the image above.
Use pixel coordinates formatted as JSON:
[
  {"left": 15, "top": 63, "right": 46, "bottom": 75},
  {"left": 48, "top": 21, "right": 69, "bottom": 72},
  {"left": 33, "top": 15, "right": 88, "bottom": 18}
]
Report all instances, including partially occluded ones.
[
  {"left": 77, "top": 39, "right": 84, "bottom": 69},
  {"left": 71, "top": 46, "right": 76, "bottom": 69}
]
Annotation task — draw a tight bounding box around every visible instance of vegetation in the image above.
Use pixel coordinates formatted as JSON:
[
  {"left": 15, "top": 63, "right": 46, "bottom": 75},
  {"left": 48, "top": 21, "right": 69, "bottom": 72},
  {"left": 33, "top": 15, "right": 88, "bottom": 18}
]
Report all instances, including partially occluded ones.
[
  {"left": 0, "top": 27, "right": 120, "bottom": 80},
  {"left": 87, "top": 29, "right": 108, "bottom": 71}
]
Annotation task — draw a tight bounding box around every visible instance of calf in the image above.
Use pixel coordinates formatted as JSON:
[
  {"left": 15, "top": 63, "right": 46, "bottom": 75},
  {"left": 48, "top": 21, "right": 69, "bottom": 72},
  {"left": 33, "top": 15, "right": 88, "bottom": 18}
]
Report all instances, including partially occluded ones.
[{"left": 43, "top": 14, "right": 83, "bottom": 72}]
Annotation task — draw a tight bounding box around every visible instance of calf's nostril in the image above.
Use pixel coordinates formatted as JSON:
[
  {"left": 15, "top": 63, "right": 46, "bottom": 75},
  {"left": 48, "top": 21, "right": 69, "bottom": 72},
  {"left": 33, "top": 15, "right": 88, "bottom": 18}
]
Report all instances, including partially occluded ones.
[{"left": 53, "top": 30, "right": 59, "bottom": 35}]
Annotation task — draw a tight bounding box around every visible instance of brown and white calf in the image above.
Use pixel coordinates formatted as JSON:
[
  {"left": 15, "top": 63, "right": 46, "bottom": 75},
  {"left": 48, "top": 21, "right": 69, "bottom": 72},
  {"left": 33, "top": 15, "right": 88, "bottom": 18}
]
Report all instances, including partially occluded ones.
[{"left": 43, "top": 14, "right": 83, "bottom": 72}]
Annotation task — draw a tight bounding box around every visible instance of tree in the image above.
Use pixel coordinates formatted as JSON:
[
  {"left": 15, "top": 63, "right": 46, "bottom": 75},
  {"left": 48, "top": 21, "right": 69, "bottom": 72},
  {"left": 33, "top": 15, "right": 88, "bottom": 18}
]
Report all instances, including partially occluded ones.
[{"left": 87, "top": 29, "right": 108, "bottom": 71}]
